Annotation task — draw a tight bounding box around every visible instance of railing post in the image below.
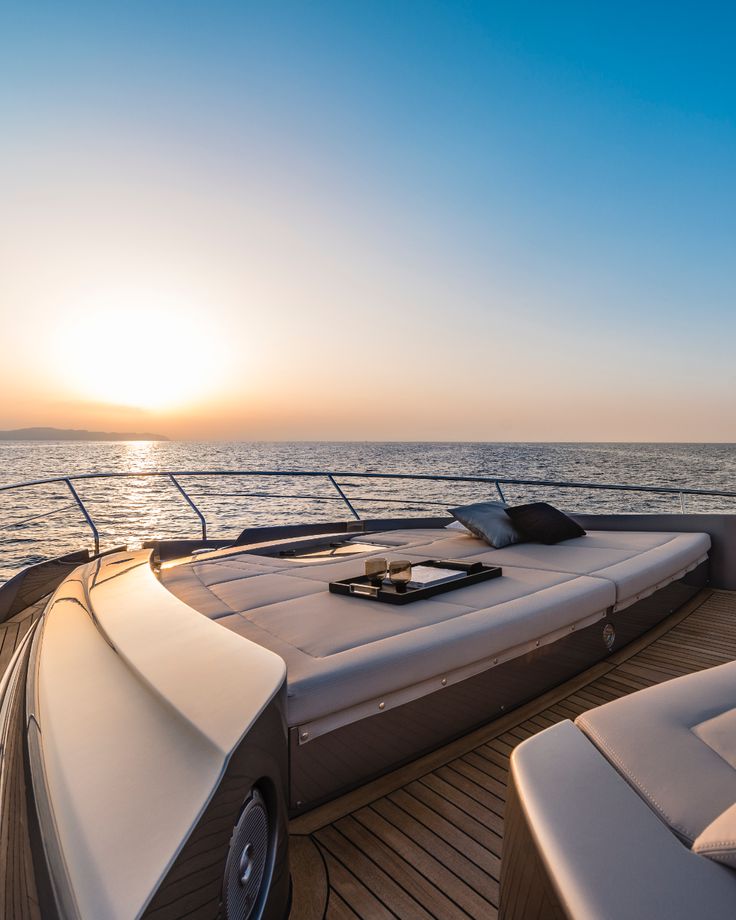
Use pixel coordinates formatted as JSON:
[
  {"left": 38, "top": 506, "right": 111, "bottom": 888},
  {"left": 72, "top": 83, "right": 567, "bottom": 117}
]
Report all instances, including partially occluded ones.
[
  {"left": 495, "top": 481, "right": 506, "bottom": 503},
  {"left": 64, "top": 478, "right": 100, "bottom": 556},
  {"left": 327, "top": 475, "right": 361, "bottom": 520},
  {"left": 169, "top": 475, "right": 207, "bottom": 540}
]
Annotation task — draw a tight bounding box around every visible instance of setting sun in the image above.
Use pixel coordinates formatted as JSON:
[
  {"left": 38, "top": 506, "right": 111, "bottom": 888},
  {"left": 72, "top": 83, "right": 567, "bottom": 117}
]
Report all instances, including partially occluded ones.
[{"left": 53, "top": 289, "right": 229, "bottom": 412}]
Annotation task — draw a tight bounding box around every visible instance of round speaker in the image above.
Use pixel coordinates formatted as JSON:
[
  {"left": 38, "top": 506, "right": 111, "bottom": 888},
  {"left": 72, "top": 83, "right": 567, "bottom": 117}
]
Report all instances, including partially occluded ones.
[{"left": 223, "top": 787, "right": 271, "bottom": 919}]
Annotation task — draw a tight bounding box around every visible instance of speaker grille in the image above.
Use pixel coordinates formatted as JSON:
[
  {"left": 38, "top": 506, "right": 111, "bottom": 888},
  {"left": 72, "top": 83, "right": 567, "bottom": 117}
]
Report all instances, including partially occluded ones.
[{"left": 223, "top": 788, "right": 270, "bottom": 919}]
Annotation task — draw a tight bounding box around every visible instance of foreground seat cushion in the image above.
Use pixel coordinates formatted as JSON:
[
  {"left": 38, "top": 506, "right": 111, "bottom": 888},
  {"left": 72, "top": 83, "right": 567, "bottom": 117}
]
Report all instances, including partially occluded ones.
[
  {"left": 505, "top": 720, "right": 736, "bottom": 920},
  {"left": 693, "top": 802, "right": 736, "bottom": 868},
  {"left": 576, "top": 659, "right": 736, "bottom": 844}
]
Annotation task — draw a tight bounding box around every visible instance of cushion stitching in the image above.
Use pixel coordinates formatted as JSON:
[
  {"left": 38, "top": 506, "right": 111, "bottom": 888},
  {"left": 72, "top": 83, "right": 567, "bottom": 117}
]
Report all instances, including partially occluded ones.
[
  {"left": 695, "top": 840, "right": 736, "bottom": 850},
  {"left": 577, "top": 719, "right": 695, "bottom": 843}
]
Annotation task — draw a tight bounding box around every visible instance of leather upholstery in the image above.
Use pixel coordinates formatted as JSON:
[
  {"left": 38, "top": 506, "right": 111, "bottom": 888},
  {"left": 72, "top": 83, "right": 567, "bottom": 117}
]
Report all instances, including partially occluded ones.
[
  {"left": 576, "top": 660, "right": 736, "bottom": 845},
  {"left": 506, "top": 720, "right": 736, "bottom": 919},
  {"left": 161, "top": 527, "right": 709, "bottom": 731},
  {"left": 217, "top": 565, "right": 612, "bottom": 725},
  {"left": 694, "top": 802, "right": 736, "bottom": 869}
]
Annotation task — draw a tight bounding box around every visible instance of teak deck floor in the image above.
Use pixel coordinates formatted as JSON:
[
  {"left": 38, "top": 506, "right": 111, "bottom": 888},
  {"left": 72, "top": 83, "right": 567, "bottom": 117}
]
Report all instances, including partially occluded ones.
[
  {"left": 0, "top": 599, "right": 46, "bottom": 920},
  {"left": 0, "top": 599, "right": 44, "bottom": 675},
  {"left": 288, "top": 588, "right": 736, "bottom": 920}
]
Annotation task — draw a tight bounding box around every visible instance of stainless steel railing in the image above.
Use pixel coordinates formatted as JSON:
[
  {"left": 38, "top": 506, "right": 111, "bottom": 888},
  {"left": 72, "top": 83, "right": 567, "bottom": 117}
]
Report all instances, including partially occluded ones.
[{"left": 2, "top": 468, "right": 736, "bottom": 557}]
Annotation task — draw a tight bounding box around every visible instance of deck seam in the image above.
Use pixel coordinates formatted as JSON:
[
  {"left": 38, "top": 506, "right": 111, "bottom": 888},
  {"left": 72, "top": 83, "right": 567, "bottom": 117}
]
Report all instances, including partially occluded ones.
[
  {"left": 349, "top": 808, "right": 479, "bottom": 918},
  {"left": 364, "top": 799, "right": 498, "bottom": 905}
]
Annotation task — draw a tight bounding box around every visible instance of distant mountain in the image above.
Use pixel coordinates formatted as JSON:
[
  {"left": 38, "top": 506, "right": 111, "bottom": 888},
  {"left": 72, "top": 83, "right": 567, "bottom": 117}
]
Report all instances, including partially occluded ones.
[{"left": 0, "top": 427, "right": 169, "bottom": 442}]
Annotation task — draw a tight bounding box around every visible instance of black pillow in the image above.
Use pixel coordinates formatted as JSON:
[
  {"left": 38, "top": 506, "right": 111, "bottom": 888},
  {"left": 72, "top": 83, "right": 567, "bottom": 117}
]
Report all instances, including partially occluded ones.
[{"left": 504, "top": 502, "right": 585, "bottom": 545}]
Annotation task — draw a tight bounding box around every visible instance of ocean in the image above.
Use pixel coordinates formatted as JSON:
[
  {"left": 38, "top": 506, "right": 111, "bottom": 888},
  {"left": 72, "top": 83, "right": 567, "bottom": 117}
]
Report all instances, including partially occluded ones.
[{"left": 2, "top": 440, "right": 735, "bottom": 583}]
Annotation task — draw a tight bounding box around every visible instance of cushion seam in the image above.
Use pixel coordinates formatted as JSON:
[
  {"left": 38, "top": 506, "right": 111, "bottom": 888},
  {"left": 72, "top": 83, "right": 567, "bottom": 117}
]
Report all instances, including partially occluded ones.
[{"left": 577, "top": 718, "right": 695, "bottom": 844}]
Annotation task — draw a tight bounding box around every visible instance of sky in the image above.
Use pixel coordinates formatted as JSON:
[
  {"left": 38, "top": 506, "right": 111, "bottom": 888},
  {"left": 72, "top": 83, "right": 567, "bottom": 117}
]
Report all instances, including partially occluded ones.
[{"left": 1, "top": 1, "right": 735, "bottom": 441}]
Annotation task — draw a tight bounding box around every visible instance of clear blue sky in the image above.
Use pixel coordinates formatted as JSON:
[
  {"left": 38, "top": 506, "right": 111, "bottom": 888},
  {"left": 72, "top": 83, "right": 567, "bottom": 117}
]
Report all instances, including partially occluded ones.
[{"left": 1, "top": 2, "right": 734, "bottom": 439}]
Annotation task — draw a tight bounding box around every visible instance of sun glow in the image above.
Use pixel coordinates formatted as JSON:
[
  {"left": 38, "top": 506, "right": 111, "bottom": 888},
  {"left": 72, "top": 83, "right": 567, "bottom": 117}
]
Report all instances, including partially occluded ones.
[{"left": 54, "top": 290, "right": 229, "bottom": 412}]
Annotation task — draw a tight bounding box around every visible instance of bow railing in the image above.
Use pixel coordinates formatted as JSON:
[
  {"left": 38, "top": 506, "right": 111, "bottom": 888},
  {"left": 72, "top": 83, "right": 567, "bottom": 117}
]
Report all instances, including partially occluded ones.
[{"left": 2, "top": 468, "right": 736, "bottom": 561}]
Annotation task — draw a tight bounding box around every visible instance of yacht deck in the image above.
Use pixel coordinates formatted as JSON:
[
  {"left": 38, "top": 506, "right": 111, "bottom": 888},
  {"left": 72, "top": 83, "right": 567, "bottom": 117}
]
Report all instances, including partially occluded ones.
[
  {"left": 288, "top": 588, "right": 736, "bottom": 920},
  {"left": 0, "top": 598, "right": 44, "bottom": 674}
]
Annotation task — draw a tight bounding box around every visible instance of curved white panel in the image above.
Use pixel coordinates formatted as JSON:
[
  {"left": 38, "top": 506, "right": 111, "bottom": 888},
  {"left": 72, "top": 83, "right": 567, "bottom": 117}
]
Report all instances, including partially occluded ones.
[{"left": 34, "top": 551, "right": 285, "bottom": 920}]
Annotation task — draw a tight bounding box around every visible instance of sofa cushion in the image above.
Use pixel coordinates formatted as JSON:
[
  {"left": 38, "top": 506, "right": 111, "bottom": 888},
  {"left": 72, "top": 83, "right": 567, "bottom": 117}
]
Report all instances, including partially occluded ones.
[
  {"left": 576, "top": 660, "right": 736, "bottom": 845},
  {"left": 693, "top": 802, "right": 736, "bottom": 869},
  {"left": 507, "top": 720, "right": 736, "bottom": 919},
  {"left": 449, "top": 500, "right": 523, "bottom": 548}
]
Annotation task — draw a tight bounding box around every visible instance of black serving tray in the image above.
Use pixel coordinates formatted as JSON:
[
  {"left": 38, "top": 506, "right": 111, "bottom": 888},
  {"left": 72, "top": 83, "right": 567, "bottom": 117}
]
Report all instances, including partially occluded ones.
[{"left": 329, "top": 559, "right": 502, "bottom": 605}]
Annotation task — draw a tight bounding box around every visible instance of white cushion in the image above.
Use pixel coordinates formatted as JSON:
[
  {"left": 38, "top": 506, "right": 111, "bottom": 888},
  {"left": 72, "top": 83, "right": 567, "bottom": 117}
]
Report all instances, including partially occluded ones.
[
  {"left": 217, "top": 566, "right": 613, "bottom": 725},
  {"left": 591, "top": 533, "right": 709, "bottom": 610},
  {"left": 160, "top": 526, "right": 709, "bottom": 730},
  {"left": 693, "top": 802, "right": 736, "bottom": 869},
  {"left": 576, "top": 660, "right": 736, "bottom": 845},
  {"left": 388, "top": 529, "right": 710, "bottom": 611}
]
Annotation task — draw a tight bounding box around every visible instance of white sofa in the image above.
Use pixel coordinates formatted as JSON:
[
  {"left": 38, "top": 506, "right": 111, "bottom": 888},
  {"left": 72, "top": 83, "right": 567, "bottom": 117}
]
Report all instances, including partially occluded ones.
[{"left": 502, "top": 660, "right": 736, "bottom": 919}]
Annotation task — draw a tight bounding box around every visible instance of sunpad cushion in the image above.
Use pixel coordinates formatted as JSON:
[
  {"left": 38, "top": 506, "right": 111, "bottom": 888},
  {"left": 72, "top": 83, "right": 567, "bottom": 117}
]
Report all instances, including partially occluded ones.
[
  {"left": 217, "top": 566, "right": 613, "bottom": 725},
  {"left": 393, "top": 529, "right": 710, "bottom": 611},
  {"left": 160, "top": 526, "right": 709, "bottom": 727}
]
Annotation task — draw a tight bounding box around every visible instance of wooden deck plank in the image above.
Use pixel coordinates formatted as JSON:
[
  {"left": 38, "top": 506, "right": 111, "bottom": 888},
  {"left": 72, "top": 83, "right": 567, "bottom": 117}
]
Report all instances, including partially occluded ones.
[
  {"left": 354, "top": 808, "right": 488, "bottom": 917},
  {"left": 431, "top": 766, "right": 505, "bottom": 828},
  {"left": 387, "top": 787, "right": 500, "bottom": 878},
  {"left": 369, "top": 798, "right": 499, "bottom": 907},
  {"left": 289, "top": 836, "right": 328, "bottom": 920},
  {"left": 316, "top": 825, "right": 434, "bottom": 920},
  {"left": 325, "top": 890, "right": 361, "bottom": 920},
  {"left": 419, "top": 773, "right": 504, "bottom": 839},
  {"left": 317, "top": 845, "right": 394, "bottom": 920},
  {"left": 335, "top": 814, "right": 471, "bottom": 920},
  {"left": 401, "top": 780, "right": 503, "bottom": 857},
  {"left": 291, "top": 589, "right": 736, "bottom": 919},
  {"left": 456, "top": 752, "right": 507, "bottom": 795}
]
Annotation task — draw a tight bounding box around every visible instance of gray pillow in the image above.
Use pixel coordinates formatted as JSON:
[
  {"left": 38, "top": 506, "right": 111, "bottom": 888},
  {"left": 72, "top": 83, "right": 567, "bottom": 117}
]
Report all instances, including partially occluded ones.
[{"left": 449, "top": 500, "right": 524, "bottom": 549}]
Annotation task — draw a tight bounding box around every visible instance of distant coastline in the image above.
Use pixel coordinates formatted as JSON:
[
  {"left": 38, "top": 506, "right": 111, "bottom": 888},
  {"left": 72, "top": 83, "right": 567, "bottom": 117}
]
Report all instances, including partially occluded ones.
[{"left": 0, "top": 427, "right": 169, "bottom": 442}]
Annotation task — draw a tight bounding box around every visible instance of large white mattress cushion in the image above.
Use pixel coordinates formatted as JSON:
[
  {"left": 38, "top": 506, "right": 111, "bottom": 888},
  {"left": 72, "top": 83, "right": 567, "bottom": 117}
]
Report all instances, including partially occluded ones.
[
  {"left": 576, "top": 660, "right": 736, "bottom": 845},
  {"left": 213, "top": 565, "right": 613, "bottom": 728},
  {"left": 360, "top": 528, "right": 710, "bottom": 612},
  {"left": 158, "top": 524, "right": 708, "bottom": 731},
  {"left": 587, "top": 533, "right": 709, "bottom": 609}
]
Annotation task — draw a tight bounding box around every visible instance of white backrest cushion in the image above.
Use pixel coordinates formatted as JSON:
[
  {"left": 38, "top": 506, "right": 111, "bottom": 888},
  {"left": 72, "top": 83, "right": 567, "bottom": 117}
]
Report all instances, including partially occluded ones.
[{"left": 693, "top": 802, "right": 736, "bottom": 868}]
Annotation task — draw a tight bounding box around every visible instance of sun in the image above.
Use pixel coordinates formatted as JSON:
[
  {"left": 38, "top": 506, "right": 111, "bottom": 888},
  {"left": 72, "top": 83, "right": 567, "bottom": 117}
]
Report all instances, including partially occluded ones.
[{"left": 54, "top": 289, "right": 227, "bottom": 412}]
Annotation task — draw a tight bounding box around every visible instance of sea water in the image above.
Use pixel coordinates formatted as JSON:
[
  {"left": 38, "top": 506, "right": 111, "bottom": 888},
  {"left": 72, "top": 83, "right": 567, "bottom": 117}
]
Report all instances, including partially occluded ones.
[{"left": 1, "top": 440, "right": 735, "bottom": 582}]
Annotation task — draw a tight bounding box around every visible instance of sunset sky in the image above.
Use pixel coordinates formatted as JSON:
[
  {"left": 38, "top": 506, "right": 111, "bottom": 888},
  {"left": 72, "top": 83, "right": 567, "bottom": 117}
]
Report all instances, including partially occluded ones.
[{"left": 1, "top": 2, "right": 734, "bottom": 441}]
